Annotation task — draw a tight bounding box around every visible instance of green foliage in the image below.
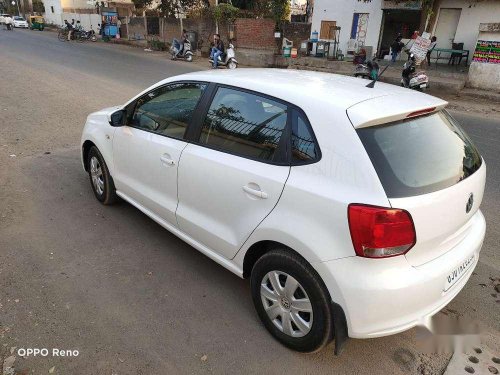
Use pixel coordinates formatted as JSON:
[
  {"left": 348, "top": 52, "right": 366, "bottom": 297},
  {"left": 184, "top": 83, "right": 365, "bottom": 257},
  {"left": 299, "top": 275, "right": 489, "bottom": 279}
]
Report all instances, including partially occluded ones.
[
  {"left": 32, "top": 0, "right": 44, "bottom": 13},
  {"left": 270, "top": 0, "right": 290, "bottom": 26},
  {"left": 132, "top": 0, "right": 203, "bottom": 17},
  {"left": 211, "top": 3, "right": 240, "bottom": 24}
]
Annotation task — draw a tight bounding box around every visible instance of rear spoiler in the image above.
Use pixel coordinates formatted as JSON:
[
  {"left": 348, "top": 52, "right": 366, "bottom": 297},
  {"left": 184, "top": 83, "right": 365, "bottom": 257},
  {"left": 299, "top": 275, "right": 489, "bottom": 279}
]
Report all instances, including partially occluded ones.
[{"left": 346, "top": 93, "right": 448, "bottom": 129}]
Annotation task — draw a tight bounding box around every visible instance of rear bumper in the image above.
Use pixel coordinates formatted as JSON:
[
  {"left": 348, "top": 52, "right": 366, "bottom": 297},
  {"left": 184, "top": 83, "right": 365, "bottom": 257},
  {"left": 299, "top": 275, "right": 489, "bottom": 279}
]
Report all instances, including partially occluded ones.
[{"left": 315, "top": 210, "right": 485, "bottom": 339}]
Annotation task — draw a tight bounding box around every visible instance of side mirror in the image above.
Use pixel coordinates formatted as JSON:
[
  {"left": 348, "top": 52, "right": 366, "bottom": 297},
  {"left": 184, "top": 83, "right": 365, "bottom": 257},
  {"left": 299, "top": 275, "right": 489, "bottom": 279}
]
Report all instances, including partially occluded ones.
[{"left": 109, "top": 109, "right": 126, "bottom": 127}]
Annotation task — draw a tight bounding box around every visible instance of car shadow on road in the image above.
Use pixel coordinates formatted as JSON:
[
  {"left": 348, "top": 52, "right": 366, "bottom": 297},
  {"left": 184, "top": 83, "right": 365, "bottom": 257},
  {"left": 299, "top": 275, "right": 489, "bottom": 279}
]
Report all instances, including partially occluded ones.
[{"left": 0, "top": 148, "right": 452, "bottom": 374}]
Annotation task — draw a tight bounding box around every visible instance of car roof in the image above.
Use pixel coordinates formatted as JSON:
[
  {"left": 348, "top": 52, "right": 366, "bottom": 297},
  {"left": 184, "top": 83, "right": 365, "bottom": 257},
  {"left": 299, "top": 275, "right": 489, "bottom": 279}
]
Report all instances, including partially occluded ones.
[{"left": 164, "top": 68, "right": 445, "bottom": 112}]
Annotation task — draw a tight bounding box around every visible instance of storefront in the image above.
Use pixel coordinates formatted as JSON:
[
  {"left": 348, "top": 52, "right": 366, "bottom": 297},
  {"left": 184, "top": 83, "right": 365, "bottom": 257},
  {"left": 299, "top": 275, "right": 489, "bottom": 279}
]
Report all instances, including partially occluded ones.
[{"left": 377, "top": 0, "right": 422, "bottom": 58}]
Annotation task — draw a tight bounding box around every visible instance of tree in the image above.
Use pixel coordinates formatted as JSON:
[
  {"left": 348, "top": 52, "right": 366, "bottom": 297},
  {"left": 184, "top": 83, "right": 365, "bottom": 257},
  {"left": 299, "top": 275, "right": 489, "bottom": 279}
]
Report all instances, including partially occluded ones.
[
  {"left": 132, "top": 0, "right": 204, "bottom": 17},
  {"left": 32, "top": 0, "right": 44, "bottom": 13},
  {"left": 271, "top": 0, "right": 290, "bottom": 29}
]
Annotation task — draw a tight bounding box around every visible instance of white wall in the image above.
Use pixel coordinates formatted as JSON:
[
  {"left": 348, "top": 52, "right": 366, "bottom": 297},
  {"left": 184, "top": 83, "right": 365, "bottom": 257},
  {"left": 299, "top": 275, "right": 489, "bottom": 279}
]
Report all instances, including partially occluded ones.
[
  {"left": 432, "top": 0, "right": 500, "bottom": 56},
  {"left": 43, "top": 0, "right": 63, "bottom": 25},
  {"left": 61, "top": 12, "right": 100, "bottom": 30},
  {"left": 311, "top": 0, "right": 383, "bottom": 56}
]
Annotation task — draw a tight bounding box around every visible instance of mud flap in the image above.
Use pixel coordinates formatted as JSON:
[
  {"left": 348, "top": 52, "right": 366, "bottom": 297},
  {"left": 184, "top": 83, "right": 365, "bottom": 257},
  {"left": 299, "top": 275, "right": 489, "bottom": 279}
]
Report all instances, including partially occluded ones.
[{"left": 332, "top": 300, "right": 349, "bottom": 355}]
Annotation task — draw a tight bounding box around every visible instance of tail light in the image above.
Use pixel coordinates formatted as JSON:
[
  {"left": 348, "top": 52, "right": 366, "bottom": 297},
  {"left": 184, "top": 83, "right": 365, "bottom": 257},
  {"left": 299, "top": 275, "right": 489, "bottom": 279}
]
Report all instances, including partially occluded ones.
[{"left": 348, "top": 204, "right": 416, "bottom": 258}]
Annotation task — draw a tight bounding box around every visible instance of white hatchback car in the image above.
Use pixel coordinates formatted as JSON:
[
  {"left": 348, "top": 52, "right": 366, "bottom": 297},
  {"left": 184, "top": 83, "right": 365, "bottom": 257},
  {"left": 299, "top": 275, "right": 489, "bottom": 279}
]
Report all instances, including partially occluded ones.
[
  {"left": 12, "top": 16, "right": 28, "bottom": 28},
  {"left": 81, "top": 69, "right": 486, "bottom": 353}
]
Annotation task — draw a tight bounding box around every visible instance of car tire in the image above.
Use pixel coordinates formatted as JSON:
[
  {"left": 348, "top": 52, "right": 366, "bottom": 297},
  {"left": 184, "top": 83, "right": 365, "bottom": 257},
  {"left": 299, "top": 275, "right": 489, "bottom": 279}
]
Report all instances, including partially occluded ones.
[
  {"left": 87, "top": 146, "right": 118, "bottom": 205},
  {"left": 250, "top": 248, "right": 333, "bottom": 353}
]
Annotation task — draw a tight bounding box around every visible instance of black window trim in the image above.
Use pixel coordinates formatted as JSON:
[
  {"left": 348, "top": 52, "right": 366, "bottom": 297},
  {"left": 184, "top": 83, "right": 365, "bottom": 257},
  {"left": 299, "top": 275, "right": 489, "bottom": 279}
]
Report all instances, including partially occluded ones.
[
  {"left": 124, "top": 80, "right": 211, "bottom": 141},
  {"left": 187, "top": 83, "right": 323, "bottom": 167},
  {"left": 290, "top": 107, "right": 322, "bottom": 166}
]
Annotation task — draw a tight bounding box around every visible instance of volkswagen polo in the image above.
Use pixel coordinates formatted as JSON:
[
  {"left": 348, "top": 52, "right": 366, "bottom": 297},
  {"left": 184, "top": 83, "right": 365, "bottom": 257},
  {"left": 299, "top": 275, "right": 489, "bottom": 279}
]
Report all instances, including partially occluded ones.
[{"left": 81, "top": 69, "right": 486, "bottom": 353}]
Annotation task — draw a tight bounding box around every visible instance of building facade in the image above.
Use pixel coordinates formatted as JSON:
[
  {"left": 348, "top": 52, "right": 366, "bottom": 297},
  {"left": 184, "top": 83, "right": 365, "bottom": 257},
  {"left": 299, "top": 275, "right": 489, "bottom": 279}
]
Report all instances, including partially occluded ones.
[
  {"left": 43, "top": 0, "right": 133, "bottom": 30},
  {"left": 310, "top": 0, "right": 500, "bottom": 63}
]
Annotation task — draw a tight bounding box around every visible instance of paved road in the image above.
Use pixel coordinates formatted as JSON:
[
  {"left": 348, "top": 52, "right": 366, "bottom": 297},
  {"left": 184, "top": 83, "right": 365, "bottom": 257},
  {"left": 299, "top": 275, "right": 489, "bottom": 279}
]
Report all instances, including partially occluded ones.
[{"left": 0, "top": 29, "right": 499, "bottom": 375}]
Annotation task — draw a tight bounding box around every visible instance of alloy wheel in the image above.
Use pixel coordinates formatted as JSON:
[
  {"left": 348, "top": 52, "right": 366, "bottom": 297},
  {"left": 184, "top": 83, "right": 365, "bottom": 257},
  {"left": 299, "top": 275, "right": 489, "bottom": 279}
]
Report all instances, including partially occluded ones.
[
  {"left": 90, "top": 156, "right": 105, "bottom": 196},
  {"left": 260, "top": 271, "right": 313, "bottom": 337}
]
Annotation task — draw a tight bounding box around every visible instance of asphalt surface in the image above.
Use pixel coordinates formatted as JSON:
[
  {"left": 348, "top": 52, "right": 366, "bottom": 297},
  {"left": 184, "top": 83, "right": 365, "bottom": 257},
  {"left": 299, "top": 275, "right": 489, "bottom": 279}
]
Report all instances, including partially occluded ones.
[{"left": 0, "top": 29, "right": 499, "bottom": 375}]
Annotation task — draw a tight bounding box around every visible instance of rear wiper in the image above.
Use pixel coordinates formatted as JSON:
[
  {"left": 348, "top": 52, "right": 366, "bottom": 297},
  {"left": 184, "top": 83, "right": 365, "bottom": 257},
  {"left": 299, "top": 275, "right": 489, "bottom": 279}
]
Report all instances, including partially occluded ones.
[{"left": 366, "top": 64, "right": 390, "bottom": 88}]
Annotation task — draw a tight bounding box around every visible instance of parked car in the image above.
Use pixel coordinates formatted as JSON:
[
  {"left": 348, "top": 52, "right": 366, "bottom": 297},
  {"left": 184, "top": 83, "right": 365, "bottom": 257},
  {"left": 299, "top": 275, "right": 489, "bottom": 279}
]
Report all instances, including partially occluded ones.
[
  {"left": 0, "top": 14, "right": 11, "bottom": 24},
  {"left": 80, "top": 69, "right": 486, "bottom": 353},
  {"left": 12, "top": 16, "right": 29, "bottom": 28}
]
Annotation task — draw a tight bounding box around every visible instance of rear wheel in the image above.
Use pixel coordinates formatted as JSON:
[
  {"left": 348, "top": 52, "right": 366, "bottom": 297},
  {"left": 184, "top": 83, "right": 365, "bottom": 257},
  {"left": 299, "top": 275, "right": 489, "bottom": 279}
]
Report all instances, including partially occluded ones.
[
  {"left": 251, "top": 249, "right": 333, "bottom": 353},
  {"left": 87, "top": 146, "right": 118, "bottom": 205},
  {"left": 76, "top": 32, "right": 85, "bottom": 42}
]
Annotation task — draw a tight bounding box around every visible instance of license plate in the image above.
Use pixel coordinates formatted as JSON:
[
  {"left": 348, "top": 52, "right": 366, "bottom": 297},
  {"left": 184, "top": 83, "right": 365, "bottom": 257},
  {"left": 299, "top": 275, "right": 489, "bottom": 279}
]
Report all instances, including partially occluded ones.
[
  {"left": 420, "top": 83, "right": 427, "bottom": 88},
  {"left": 444, "top": 254, "right": 475, "bottom": 292}
]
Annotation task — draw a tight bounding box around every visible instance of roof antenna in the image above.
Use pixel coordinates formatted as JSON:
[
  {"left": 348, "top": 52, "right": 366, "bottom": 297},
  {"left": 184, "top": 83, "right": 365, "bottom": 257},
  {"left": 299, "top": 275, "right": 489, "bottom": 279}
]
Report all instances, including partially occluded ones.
[{"left": 366, "top": 63, "right": 390, "bottom": 88}]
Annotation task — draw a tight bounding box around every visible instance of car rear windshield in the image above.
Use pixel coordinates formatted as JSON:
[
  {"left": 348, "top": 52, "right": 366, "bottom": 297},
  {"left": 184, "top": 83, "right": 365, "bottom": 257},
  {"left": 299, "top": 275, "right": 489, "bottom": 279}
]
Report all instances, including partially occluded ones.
[{"left": 357, "top": 111, "right": 482, "bottom": 198}]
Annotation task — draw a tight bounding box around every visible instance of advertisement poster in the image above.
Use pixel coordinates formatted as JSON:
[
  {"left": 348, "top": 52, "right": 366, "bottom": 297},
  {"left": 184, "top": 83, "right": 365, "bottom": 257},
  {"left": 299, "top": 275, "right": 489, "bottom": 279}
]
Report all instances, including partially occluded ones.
[
  {"left": 472, "top": 40, "right": 500, "bottom": 64},
  {"left": 410, "top": 35, "right": 431, "bottom": 63}
]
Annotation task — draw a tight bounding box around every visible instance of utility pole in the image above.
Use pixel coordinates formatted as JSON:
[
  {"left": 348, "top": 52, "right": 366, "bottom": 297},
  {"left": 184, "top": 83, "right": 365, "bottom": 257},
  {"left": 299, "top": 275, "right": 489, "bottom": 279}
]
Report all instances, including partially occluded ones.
[
  {"left": 215, "top": 0, "right": 218, "bottom": 34},
  {"left": 12, "top": 0, "right": 21, "bottom": 16}
]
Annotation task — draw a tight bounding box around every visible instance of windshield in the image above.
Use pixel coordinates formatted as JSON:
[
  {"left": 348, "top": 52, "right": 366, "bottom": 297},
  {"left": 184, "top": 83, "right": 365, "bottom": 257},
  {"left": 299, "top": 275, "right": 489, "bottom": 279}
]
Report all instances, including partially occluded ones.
[
  {"left": 357, "top": 111, "right": 482, "bottom": 198},
  {"left": 14, "top": 16, "right": 24, "bottom": 20}
]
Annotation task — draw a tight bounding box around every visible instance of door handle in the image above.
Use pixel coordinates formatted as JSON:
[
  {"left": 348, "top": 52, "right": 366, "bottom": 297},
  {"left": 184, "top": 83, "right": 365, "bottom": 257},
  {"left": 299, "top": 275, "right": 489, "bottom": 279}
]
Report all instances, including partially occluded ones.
[
  {"left": 160, "top": 155, "right": 175, "bottom": 166},
  {"left": 243, "top": 185, "right": 268, "bottom": 199}
]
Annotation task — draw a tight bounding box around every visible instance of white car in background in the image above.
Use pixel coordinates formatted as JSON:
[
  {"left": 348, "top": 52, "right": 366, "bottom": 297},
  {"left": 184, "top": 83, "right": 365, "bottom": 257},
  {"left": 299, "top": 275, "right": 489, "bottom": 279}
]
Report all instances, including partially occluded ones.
[
  {"left": 80, "top": 69, "right": 486, "bottom": 353},
  {"left": 12, "top": 16, "right": 29, "bottom": 28}
]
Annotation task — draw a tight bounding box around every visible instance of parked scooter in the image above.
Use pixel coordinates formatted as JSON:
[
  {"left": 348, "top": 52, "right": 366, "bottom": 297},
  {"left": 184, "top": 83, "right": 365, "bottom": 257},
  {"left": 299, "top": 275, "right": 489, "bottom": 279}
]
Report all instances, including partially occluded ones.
[
  {"left": 354, "top": 59, "right": 380, "bottom": 80},
  {"left": 401, "top": 54, "right": 429, "bottom": 91},
  {"left": 209, "top": 43, "right": 238, "bottom": 69},
  {"left": 170, "top": 38, "right": 194, "bottom": 62}
]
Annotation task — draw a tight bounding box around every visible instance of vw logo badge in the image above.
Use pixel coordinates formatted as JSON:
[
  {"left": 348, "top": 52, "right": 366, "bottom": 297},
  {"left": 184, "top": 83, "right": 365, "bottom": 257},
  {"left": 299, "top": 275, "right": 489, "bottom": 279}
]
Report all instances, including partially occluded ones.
[{"left": 466, "top": 193, "right": 474, "bottom": 213}]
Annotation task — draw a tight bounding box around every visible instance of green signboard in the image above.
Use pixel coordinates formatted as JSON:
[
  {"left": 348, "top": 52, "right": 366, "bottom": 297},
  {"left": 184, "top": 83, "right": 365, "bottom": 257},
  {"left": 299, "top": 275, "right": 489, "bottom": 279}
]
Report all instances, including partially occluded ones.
[{"left": 472, "top": 40, "right": 500, "bottom": 64}]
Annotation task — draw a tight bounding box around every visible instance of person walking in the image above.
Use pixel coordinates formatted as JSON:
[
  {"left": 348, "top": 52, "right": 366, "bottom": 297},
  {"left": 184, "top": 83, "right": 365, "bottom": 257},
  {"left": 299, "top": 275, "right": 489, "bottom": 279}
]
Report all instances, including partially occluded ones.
[
  {"left": 390, "top": 34, "right": 403, "bottom": 62},
  {"left": 210, "top": 34, "right": 225, "bottom": 69},
  {"left": 426, "top": 36, "right": 437, "bottom": 67}
]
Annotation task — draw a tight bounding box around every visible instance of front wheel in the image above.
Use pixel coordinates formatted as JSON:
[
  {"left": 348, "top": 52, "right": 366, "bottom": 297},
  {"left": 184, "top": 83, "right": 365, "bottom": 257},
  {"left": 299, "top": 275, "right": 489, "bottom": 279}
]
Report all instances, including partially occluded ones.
[
  {"left": 57, "top": 30, "right": 67, "bottom": 41},
  {"left": 227, "top": 60, "right": 237, "bottom": 69},
  {"left": 251, "top": 249, "right": 333, "bottom": 353},
  {"left": 87, "top": 146, "right": 118, "bottom": 205},
  {"left": 90, "top": 35, "right": 97, "bottom": 42},
  {"left": 185, "top": 54, "right": 193, "bottom": 62}
]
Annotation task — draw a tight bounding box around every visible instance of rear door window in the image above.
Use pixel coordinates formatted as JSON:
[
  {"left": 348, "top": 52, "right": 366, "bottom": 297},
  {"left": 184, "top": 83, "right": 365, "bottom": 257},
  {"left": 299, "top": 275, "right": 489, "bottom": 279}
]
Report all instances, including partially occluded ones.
[
  {"left": 357, "top": 111, "right": 482, "bottom": 198},
  {"left": 198, "top": 87, "right": 288, "bottom": 163}
]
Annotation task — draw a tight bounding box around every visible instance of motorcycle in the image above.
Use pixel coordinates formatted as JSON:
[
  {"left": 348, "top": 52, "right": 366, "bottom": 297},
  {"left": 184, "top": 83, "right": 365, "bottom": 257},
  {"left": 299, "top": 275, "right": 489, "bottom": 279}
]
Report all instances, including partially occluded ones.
[
  {"left": 170, "top": 38, "right": 194, "bottom": 62},
  {"left": 354, "top": 59, "right": 380, "bottom": 80},
  {"left": 401, "top": 54, "right": 429, "bottom": 91},
  {"left": 78, "top": 28, "right": 97, "bottom": 42},
  {"left": 209, "top": 43, "right": 238, "bottom": 69}
]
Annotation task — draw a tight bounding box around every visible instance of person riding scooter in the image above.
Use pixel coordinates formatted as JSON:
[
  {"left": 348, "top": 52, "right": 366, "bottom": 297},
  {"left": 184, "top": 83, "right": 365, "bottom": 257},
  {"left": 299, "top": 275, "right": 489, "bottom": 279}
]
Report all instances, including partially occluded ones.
[
  {"left": 210, "top": 34, "right": 225, "bottom": 69},
  {"left": 402, "top": 53, "right": 416, "bottom": 88},
  {"left": 4, "top": 15, "right": 13, "bottom": 30},
  {"left": 172, "top": 29, "right": 189, "bottom": 59}
]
